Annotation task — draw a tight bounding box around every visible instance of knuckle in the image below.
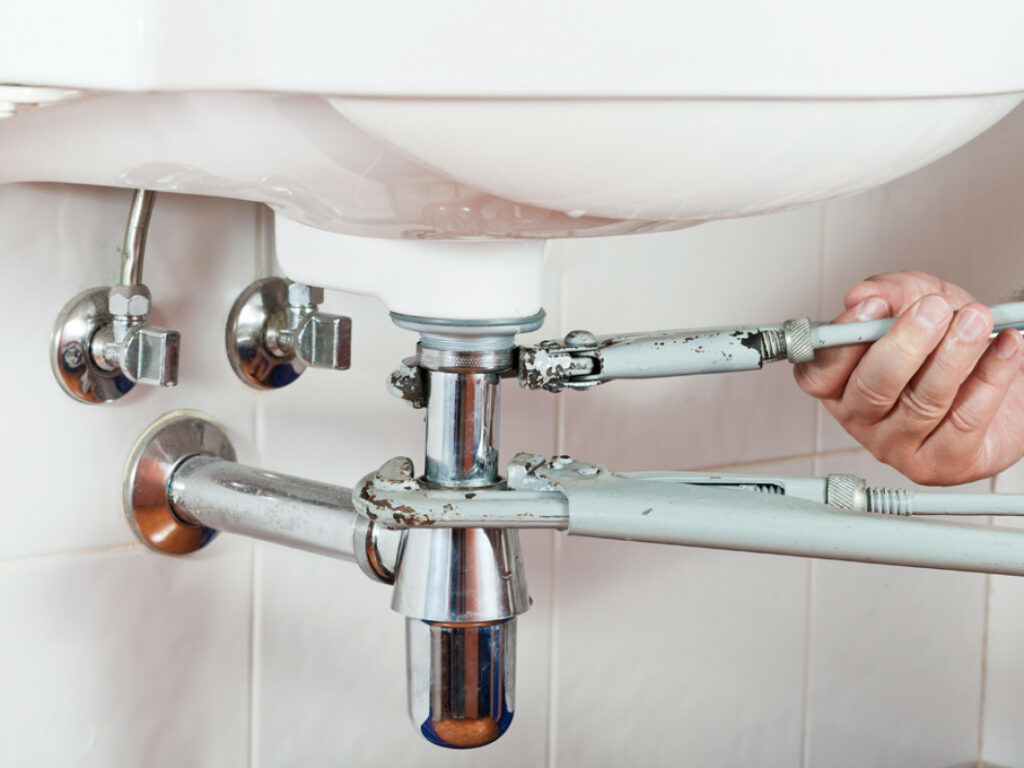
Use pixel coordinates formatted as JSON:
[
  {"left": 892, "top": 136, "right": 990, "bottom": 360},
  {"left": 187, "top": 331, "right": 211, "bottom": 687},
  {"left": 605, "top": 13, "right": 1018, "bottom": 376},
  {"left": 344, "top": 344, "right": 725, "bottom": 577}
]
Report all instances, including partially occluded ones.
[
  {"left": 905, "top": 270, "right": 932, "bottom": 283},
  {"left": 907, "top": 270, "right": 943, "bottom": 292},
  {"left": 888, "top": 330, "right": 936, "bottom": 361},
  {"left": 971, "top": 359, "right": 1009, "bottom": 391},
  {"left": 898, "top": 387, "right": 948, "bottom": 425},
  {"left": 849, "top": 373, "right": 894, "bottom": 413},
  {"left": 946, "top": 401, "right": 985, "bottom": 434}
]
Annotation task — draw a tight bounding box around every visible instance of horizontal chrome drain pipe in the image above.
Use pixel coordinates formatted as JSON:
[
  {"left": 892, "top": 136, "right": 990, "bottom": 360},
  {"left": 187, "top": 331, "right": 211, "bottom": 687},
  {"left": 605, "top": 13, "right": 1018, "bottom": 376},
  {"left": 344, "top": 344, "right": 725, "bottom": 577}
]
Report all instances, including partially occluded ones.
[
  {"left": 125, "top": 415, "right": 1024, "bottom": 580},
  {"left": 168, "top": 455, "right": 363, "bottom": 562},
  {"left": 122, "top": 411, "right": 403, "bottom": 582}
]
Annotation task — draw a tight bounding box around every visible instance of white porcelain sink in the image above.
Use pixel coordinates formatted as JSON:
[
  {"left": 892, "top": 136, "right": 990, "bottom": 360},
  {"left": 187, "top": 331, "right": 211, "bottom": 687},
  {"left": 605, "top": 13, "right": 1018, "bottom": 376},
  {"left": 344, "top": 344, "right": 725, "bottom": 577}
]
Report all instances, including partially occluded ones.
[
  {"left": 0, "top": 1, "right": 1021, "bottom": 316},
  {"left": 0, "top": 0, "right": 1020, "bottom": 241}
]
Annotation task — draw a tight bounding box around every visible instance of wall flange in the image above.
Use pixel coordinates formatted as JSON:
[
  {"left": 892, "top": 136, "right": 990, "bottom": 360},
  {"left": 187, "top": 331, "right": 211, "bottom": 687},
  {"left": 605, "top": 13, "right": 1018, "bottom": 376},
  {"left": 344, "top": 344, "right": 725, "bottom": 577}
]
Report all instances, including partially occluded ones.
[
  {"left": 123, "top": 410, "right": 235, "bottom": 555},
  {"left": 51, "top": 286, "right": 135, "bottom": 403}
]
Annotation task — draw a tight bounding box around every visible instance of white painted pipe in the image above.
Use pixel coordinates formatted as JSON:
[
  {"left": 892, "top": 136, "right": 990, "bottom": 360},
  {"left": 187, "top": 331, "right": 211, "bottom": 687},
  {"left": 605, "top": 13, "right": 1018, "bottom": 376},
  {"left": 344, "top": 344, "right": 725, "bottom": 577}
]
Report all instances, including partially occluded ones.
[
  {"left": 562, "top": 476, "right": 1024, "bottom": 575},
  {"left": 812, "top": 300, "right": 1024, "bottom": 349}
]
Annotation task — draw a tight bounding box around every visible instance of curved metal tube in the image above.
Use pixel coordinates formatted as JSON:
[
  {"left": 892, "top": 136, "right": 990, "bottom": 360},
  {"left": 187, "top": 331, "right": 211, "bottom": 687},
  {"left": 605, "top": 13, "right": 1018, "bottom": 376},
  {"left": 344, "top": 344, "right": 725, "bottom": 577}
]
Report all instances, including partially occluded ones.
[
  {"left": 119, "top": 189, "right": 155, "bottom": 286},
  {"left": 168, "top": 454, "right": 362, "bottom": 561}
]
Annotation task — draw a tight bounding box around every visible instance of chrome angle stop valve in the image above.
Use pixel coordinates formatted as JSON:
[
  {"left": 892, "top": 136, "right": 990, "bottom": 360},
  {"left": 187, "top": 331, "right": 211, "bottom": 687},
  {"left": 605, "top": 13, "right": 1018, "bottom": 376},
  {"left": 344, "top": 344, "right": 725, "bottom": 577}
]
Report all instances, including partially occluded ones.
[
  {"left": 226, "top": 277, "right": 351, "bottom": 389},
  {"left": 51, "top": 190, "right": 180, "bottom": 404}
]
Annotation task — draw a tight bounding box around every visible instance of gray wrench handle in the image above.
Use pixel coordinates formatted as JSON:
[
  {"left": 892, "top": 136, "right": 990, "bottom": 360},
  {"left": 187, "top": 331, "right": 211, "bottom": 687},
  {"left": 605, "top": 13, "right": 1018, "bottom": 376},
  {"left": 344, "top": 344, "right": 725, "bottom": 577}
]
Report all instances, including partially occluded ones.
[{"left": 789, "top": 300, "right": 1024, "bottom": 359}]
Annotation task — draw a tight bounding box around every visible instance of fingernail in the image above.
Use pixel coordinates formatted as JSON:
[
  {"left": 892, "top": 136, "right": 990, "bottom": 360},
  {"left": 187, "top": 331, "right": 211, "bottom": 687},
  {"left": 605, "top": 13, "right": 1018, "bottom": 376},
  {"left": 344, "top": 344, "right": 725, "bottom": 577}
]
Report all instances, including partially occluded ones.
[
  {"left": 856, "top": 297, "right": 889, "bottom": 321},
  {"left": 953, "top": 308, "right": 987, "bottom": 342},
  {"left": 995, "top": 330, "right": 1022, "bottom": 359},
  {"left": 913, "top": 295, "right": 950, "bottom": 329}
]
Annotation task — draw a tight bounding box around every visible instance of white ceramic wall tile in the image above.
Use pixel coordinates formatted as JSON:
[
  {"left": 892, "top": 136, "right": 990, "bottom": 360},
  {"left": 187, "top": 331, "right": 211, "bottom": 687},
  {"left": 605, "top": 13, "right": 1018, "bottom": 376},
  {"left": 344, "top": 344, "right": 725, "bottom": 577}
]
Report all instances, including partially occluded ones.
[
  {"left": 551, "top": 207, "right": 822, "bottom": 471},
  {"left": 253, "top": 254, "right": 561, "bottom": 766},
  {"left": 0, "top": 540, "right": 252, "bottom": 767},
  {"left": 550, "top": 458, "right": 813, "bottom": 768},
  {"left": 818, "top": 102, "right": 1024, "bottom": 452},
  {"left": 0, "top": 183, "right": 259, "bottom": 560},
  {"left": 978, "top": 461, "right": 1024, "bottom": 766},
  {"left": 805, "top": 451, "right": 990, "bottom": 768}
]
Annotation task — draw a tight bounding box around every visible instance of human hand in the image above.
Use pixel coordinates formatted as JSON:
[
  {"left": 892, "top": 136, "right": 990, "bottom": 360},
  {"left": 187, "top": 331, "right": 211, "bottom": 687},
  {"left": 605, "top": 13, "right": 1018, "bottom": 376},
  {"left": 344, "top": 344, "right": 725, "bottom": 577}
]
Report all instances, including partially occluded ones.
[{"left": 794, "top": 271, "right": 1024, "bottom": 485}]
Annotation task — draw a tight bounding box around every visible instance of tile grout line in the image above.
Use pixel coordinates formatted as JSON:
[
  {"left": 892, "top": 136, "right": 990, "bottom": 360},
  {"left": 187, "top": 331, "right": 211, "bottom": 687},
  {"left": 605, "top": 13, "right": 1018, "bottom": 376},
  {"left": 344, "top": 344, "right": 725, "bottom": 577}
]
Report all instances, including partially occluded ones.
[
  {"left": 800, "top": 203, "right": 828, "bottom": 768},
  {"left": 976, "top": 474, "right": 996, "bottom": 764},
  {"left": 811, "top": 203, "right": 828, "bottom": 470},
  {"left": 0, "top": 542, "right": 141, "bottom": 568},
  {"left": 685, "top": 444, "right": 867, "bottom": 474},
  {"left": 800, "top": 557, "right": 817, "bottom": 768},
  {"left": 249, "top": 543, "right": 263, "bottom": 768},
  {"left": 545, "top": 242, "right": 567, "bottom": 768},
  {"left": 977, "top": 570, "right": 991, "bottom": 764},
  {"left": 248, "top": 221, "right": 267, "bottom": 768},
  {"left": 546, "top": 533, "right": 562, "bottom": 768}
]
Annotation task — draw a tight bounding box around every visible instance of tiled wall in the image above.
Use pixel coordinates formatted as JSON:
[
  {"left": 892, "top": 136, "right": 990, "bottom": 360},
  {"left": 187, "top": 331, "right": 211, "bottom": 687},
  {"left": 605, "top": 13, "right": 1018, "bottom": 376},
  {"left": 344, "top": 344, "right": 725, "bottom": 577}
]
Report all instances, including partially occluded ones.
[{"left": 2, "top": 101, "right": 1023, "bottom": 767}]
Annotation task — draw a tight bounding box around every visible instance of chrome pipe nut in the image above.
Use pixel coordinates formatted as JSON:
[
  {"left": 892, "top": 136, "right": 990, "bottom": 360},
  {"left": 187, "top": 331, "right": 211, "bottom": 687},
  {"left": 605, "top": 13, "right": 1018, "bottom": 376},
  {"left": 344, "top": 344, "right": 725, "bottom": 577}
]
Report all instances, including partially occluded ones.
[{"left": 108, "top": 284, "right": 151, "bottom": 317}]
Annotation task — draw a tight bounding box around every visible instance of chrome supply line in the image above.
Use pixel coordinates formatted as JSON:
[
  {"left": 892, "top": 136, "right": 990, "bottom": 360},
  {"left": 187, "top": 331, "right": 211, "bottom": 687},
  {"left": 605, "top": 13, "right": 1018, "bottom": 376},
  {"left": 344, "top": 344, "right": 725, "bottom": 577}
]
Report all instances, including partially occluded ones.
[
  {"left": 119, "top": 188, "right": 155, "bottom": 286},
  {"left": 519, "top": 301, "right": 1024, "bottom": 391}
]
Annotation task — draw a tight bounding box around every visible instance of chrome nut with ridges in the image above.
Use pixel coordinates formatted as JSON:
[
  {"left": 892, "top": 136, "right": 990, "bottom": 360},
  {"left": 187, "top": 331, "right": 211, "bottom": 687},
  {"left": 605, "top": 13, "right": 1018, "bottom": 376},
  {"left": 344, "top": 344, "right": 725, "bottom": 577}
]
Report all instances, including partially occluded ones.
[{"left": 108, "top": 284, "right": 151, "bottom": 317}]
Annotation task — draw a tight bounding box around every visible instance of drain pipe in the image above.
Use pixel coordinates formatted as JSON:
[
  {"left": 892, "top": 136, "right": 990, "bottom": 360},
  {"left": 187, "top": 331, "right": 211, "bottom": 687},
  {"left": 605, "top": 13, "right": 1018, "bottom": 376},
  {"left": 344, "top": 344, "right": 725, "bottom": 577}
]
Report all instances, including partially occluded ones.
[
  {"left": 123, "top": 411, "right": 403, "bottom": 582},
  {"left": 388, "top": 314, "right": 539, "bottom": 749}
]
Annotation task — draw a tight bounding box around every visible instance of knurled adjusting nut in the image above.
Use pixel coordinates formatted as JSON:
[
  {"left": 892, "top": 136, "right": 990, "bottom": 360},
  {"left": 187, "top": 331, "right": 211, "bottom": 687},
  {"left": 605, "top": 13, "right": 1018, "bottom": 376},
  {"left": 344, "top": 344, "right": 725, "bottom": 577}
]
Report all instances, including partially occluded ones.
[
  {"left": 415, "top": 344, "right": 515, "bottom": 374},
  {"left": 783, "top": 317, "right": 815, "bottom": 364},
  {"left": 825, "top": 473, "right": 867, "bottom": 511}
]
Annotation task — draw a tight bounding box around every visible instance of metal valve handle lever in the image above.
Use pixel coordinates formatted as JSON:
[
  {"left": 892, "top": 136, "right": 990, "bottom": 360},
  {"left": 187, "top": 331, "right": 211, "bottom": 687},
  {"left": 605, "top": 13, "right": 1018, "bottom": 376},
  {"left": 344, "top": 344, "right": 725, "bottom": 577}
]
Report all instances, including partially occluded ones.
[
  {"left": 51, "top": 189, "right": 181, "bottom": 403},
  {"left": 520, "top": 301, "right": 1024, "bottom": 391}
]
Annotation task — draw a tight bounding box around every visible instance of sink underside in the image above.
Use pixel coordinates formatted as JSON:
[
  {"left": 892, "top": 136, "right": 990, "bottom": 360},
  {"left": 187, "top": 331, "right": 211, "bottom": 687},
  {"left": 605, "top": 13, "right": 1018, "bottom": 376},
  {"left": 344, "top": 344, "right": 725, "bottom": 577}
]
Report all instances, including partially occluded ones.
[
  {"left": 1, "top": 0, "right": 1022, "bottom": 239},
  {"left": 0, "top": 91, "right": 1020, "bottom": 240}
]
